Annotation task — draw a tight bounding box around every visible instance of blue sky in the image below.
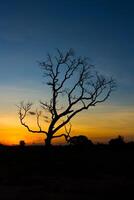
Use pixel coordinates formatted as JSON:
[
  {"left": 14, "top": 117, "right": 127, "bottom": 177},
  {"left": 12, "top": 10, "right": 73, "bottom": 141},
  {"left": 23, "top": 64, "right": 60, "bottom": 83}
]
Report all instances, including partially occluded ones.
[
  {"left": 0, "top": 0, "right": 134, "bottom": 105},
  {"left": 0, "top": 0, "right": 134, "bottom": 144}
]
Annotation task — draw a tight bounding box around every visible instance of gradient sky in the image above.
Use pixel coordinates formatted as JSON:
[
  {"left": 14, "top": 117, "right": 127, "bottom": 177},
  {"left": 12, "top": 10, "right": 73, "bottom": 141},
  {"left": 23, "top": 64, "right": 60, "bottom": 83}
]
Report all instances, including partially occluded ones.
[{"left": 0, "top": 0, "right": 134, "bottom": 145}]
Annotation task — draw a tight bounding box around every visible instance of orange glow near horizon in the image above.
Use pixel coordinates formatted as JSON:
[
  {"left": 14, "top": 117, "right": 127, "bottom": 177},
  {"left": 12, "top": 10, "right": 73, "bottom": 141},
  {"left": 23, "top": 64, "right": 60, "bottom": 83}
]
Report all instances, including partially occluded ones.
[{"left": 0, "top": 104, "right": 134, "bottom": 145}]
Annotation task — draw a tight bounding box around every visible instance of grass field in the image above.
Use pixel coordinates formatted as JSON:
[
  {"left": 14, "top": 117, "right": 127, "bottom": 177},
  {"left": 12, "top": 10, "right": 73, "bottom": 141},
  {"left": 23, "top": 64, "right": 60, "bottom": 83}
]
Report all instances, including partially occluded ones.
[{"left": 0, "top": 144, "right": 133, "bottom": 199}]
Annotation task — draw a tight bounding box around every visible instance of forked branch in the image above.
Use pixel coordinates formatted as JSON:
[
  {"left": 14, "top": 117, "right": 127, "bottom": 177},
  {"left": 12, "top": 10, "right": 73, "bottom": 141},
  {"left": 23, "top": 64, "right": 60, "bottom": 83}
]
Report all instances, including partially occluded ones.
[{"left": 17, "top": 102, "right": 47, "bottom": 134}]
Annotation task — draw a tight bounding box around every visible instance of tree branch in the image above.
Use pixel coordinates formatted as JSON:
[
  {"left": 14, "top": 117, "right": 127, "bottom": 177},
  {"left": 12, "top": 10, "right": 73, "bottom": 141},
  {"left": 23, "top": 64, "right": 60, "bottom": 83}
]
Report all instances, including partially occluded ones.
[{"left": 18, "top": 102, "right": 48, "bottom": 135}]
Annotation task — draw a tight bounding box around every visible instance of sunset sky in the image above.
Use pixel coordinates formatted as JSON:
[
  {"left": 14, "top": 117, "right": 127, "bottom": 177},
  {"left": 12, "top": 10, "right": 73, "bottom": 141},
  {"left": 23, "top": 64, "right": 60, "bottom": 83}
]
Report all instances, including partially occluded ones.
[{"left": 0, "top": 0, "right": 134, "bottom": 145}]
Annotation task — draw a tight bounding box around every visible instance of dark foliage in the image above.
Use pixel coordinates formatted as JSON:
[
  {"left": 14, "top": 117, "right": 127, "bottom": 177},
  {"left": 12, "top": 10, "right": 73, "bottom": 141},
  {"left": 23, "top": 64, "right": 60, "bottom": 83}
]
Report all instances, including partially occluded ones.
[
  {"left": 68, "top": 135, "right": 93, "bottom": 146},
  {"left": 109, "top": 135, "right": 125, "bottom": 146}
]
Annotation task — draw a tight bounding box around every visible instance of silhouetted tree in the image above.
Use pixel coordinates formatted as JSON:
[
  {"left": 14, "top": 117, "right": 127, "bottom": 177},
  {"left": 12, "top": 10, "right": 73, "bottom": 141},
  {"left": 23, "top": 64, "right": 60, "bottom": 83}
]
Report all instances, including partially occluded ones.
[
  {"left": 18, "top": 49, "right": 116, "bottom": 147},
  {"left": 109, "top": 135, "right": 125, "bottom": 146}
]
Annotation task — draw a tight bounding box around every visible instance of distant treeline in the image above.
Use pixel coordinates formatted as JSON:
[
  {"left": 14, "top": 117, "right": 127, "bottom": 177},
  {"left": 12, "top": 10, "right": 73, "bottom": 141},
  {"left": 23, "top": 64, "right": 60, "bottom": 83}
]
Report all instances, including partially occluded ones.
[{"left": 0, "top": 135, "right": 134, "bottom": 149}]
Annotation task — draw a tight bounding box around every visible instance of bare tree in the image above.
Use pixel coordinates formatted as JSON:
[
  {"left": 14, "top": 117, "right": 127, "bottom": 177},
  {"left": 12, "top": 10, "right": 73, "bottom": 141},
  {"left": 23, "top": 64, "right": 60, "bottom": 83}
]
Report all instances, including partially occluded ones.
[{"left": 18, "top": 49, "right": 116, "bottom": 147}]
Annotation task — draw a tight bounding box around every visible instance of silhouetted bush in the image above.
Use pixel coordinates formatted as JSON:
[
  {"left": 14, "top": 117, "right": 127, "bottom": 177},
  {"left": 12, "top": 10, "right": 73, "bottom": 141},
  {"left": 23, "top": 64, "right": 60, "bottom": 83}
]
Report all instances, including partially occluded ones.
[
  {"left": 109, "top": 135, "right": 125, "bottom": 146},
  {"left": 68, "top": 135, "right": 93, "bottom": 146},
  {"left": 19, "top": 140, "right": 26, "bottom": 148}
]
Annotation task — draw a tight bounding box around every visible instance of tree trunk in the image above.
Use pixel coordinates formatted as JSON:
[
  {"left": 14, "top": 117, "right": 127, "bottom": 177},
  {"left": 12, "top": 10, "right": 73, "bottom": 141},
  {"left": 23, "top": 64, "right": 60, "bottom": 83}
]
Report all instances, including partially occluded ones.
[{"left": 45, "top": 134, "right": 52, "bottom": 147}]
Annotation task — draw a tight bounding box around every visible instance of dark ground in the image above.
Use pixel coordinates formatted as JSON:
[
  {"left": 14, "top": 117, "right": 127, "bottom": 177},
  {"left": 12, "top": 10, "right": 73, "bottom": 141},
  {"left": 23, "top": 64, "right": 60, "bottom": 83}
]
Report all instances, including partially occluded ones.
[{"left": 0, "top": 144, "right": 133, "bottom": 199}]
